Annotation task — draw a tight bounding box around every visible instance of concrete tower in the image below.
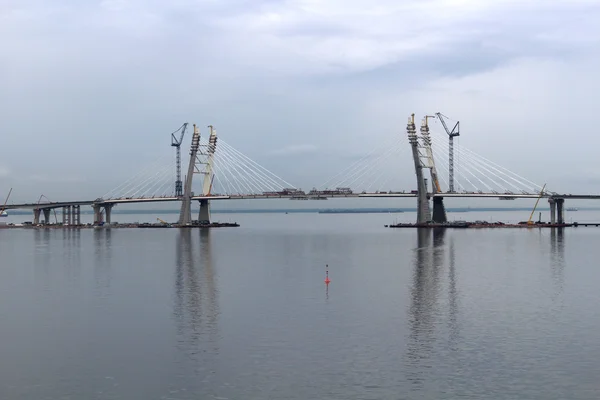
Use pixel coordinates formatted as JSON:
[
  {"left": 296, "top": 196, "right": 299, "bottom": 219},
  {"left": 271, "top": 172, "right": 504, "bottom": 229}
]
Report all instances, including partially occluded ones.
[
  {"left": 407, "top": 114, "right": 431, "bottom": 224},
  {"left": 420, "top": 116, "right": 447, "bottom": 223},
  {"left": 178, "top": 124, "right": 201, "bottom": 225}
]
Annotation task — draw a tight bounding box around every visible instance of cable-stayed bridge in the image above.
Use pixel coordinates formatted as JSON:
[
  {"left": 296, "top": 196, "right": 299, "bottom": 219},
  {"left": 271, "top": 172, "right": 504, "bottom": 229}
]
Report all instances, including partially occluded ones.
[{"left": 2, "top": 115, "right": 594, "bottom": 226}]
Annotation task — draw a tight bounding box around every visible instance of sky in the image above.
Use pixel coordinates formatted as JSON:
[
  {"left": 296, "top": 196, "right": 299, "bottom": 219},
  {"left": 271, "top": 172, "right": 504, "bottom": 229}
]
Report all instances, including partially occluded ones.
[{"left": 1, "top": 0, "right": 600, "bottom": 203}]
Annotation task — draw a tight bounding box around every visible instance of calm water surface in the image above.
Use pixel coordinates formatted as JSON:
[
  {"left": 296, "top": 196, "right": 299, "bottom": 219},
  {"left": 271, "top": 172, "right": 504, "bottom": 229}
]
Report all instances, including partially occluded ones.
[{"left": 1, "top": 211, "right": 600, "bottom": 399}]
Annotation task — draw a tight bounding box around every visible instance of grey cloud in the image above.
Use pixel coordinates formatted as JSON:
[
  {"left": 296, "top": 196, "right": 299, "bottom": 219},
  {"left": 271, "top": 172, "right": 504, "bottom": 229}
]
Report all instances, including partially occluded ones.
[
  {"left": 1, "top": 0, "right": 600, "bottom": 201},
  {"left": 267, "top": 144, "right": 319, "bottom": 156}
]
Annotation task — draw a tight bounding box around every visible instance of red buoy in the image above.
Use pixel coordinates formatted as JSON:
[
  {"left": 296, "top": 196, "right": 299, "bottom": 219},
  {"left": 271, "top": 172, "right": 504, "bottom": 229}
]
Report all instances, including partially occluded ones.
[{"left": 325, "top": 264, "right": 330, "bottom": 285}]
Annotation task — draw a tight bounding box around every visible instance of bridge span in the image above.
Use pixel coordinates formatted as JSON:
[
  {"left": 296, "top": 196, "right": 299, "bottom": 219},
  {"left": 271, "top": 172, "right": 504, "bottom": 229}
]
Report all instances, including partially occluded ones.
[
  {"left": 2, "top": 191, "right": 596, "bottom": 226},
  {"left": 2, "top": 116, "right": 598, "bottom": 226}
]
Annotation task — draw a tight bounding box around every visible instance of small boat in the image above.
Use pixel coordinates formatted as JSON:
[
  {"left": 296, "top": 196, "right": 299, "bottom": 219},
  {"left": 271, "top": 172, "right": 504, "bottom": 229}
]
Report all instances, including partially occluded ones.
[{"left": 0, "top": 210, "right": 7, "bottom": 217}]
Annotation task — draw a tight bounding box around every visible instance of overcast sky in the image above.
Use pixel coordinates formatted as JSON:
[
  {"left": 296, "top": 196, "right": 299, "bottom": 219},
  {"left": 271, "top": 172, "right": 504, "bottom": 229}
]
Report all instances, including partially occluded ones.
[{"left": 1, "top": 0, "right": 600, "bottom": 202}]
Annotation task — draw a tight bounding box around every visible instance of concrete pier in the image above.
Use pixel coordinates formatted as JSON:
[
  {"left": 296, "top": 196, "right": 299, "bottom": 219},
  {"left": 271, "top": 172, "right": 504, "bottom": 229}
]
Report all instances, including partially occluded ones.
[
  {"left": 33, "top": 208, "right": 52, "bottom": 224},
  {"left": 63, "top": 206, "right": 71, "bottom": 225},
  {"left": 104, "top": 204, "right": 113, "bottom": 224},
  {"left": 43, "top": 209, "right": 51, "bottom": 224},
  {"left": 549, "top": 198, "right": 556, "bottom": 224},
  {"left": 93, "top": 205, "right": 102, "bottom": 224},
  {"left": 73, "top": 205, "right": 81, "bottom": 225},
  {"left": 432, "top": 197, "right": 447, "bottom": 223},
  {"left": 556, "top": 198, "right": 565, "bottom": 224},
  {"left": 93, "top": 203, "right": 114, "bottom": 225},
  {"left": 63, "top": 205, "right": 81, "bottom": 225},
  {"left": 198, "top": 199, "right": 210, "bottom": 224}
]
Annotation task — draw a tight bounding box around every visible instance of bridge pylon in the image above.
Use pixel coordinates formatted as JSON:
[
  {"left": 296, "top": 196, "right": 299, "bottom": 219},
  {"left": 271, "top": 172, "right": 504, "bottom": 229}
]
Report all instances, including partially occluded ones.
[
  {"left": 421, "top": 116, "right": 447, "bottom": 223},
  {"left": 178, "top": 124, "right": 217, "bottom": 225},
  {"left": 408, "top": 114, "right": 431, "bottom": 224}
]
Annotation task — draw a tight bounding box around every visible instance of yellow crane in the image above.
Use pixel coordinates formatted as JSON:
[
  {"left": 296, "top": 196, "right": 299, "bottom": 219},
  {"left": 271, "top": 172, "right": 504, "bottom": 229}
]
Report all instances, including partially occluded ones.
[
  {"left": 527, "top": 183, "right": 547, "bottom": 225},
  {"left": 157, "top": 217, "right": 168, "bottom": 224}
]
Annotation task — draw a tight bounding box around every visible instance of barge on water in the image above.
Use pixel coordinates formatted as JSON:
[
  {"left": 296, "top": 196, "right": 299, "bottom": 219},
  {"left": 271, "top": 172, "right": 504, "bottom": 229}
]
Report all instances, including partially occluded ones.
[{"left": 385, "top": 221, "right": 574, "bottom": 229}]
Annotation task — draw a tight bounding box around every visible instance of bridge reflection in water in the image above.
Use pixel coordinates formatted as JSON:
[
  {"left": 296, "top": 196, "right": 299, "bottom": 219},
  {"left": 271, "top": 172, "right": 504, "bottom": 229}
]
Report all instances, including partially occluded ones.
[
  {"left": 404, "top": 228, "right": 453, "bottom": 391},
  {"left": 403, "top": 227, "right": 565, "bottom": 394},
  {"left": 173, "top": 229, "right": 220, "bottom": 381}
]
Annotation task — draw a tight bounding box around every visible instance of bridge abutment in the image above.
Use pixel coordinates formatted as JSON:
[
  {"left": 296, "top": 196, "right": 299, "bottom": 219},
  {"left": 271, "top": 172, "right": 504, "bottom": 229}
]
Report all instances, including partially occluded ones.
[{"left": 198, "top": 199, "right": 210, "bottom": 224}]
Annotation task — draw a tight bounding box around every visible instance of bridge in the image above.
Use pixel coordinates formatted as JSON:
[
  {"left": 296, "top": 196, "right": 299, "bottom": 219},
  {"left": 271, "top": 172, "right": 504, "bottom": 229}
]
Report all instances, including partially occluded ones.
[{"left": 0, "top": 115, "right": 591, "bottom": 226}]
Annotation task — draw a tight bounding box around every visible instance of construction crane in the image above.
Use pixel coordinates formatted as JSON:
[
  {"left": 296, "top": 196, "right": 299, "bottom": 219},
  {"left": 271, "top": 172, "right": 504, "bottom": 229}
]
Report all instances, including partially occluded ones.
[
  {"left": 1, "top": 187, "right": 12, "bottom": 216},
  {"left": 435, "top": 112, "right": 460, "bottom": 192},
  {"left": 170, "top": 123, "right": 189, "bottom": 197},
  {"left": 527, "top": 183, "right": 547, "bottom": 225}
]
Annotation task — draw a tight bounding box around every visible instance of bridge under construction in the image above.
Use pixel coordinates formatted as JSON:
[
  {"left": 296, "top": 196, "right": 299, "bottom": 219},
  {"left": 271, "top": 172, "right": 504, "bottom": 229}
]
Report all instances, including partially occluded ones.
[{"left": 1, "top": 114, "right": 597, "bottom": 227}]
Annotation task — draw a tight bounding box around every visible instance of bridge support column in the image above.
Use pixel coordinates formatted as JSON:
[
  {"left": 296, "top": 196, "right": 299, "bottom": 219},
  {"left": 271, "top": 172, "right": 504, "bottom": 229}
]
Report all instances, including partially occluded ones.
[
  {"left": 62, "top": 206, "right": 69, "bottom": 225},
  {"left": 198, "top": 199, "right": 210, "bottom": 224},
  {"left": 93, "top": 205, "right": 102, "bottom": 225},
  {"left": 548, "top": 199, "right": 556, "bottom": 224},
  {"left": 556, "top": 198, "right": 565, "bottom": 224},
  {"left": 104, "top": 204, "right": 114, "bottom": 225},
  {"left": 33, "top": 209, "right": 41, "bottom": 225},
  {"left": 43, "top": 208, "right": 51, "bottom": 224},
  {"left": 432, "top": 197, "right": 447, "bottom": 223},
  {"left": 73, "top": 205, "right": 81, "bottom": 225}
]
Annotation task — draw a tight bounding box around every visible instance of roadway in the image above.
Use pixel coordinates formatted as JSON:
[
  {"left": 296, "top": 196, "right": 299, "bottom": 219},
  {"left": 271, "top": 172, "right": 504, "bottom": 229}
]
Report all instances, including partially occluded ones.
[{"left": 4, "top": 191, "right": 600, "bottom": 211}]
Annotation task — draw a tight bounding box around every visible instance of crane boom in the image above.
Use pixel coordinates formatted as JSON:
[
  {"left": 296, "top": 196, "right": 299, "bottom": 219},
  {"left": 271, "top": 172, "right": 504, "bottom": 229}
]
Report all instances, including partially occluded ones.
[
  {"left": 527, "top": 184, "right": 547, "bottom": 225},
  {"left": 1, "top": 187, "right": 12, "bottom": 213},
  {"left": 170, "top": 123, "right": 188, "bottom": 197},
  {"left": 435, "top": 112, "right": 460, "bottom": 192}
]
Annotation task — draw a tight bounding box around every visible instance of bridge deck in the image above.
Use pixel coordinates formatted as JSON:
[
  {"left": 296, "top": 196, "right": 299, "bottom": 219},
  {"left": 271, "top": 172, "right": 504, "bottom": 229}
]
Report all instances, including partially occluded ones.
[{"left": 3, "top": 192, "right": 600, "bottom": 211}]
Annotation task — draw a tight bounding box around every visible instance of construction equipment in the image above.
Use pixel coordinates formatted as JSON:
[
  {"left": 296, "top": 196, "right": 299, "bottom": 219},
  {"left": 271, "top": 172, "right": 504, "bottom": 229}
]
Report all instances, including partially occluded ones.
[
  {"left": 156, "top": 217, "right": 168, "bottom": 224},
  {"left": 527, "top": 183, "right": 547, "bottom": 225},
  {"left": 170, "top": 123, "right": 189, "bottom": 197},
  {"left": 435, "top": 112, "right": 460, "bottom": 192},
  {"left": 1, "top": 187, "right": 12, "bottom": 215}
]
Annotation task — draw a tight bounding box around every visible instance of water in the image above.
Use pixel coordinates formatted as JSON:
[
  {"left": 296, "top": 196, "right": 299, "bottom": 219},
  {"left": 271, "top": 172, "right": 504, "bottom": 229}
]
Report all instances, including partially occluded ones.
[{"left": 2, "top": 211, "right": 600, "bottom": 399}]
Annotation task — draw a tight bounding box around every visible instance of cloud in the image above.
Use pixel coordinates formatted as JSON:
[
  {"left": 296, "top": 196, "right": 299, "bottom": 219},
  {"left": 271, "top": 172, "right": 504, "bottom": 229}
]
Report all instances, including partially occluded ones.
[
  {"left": 268, "top": 144, "right": 319, "bottom": 156},
  {"left": 1, "top": 0, "right": 600, "bottom": 200},
  {"left": 28, "top": 174, "right": 85, "bottom": 184}
]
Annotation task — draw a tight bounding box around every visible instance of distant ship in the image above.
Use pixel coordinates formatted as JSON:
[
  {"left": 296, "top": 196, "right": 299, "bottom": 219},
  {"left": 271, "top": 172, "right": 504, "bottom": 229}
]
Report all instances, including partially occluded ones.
[
  {"left": 566, "top": 207, "right": 579, "bottom": 211},
  {"left": 0, "top": 210, "right": 7, "bottom": 217}
]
